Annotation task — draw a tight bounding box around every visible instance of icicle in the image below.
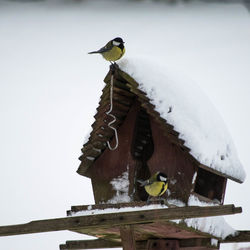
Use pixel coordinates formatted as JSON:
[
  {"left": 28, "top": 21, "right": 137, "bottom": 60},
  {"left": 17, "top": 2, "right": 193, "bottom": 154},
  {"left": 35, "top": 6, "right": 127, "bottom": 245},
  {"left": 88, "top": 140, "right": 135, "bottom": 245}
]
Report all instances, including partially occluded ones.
[{"left": 106, "top": 73, "right": 119, "bottom": 150}]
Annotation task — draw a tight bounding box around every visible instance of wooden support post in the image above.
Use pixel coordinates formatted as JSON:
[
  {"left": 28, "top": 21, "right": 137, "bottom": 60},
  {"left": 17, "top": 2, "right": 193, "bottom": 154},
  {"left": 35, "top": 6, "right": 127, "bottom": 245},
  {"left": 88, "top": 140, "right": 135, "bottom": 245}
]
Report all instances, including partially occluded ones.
[
  {"left": 120, "top": 225, "right": 136, "bottom": 250},
  {"left": 147, "top": 239, "right": 179, "bottom": 250}
]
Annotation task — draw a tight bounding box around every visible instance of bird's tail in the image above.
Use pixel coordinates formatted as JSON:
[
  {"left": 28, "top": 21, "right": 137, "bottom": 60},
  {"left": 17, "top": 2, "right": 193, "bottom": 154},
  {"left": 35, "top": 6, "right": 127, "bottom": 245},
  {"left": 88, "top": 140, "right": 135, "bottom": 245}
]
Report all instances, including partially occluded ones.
[{"left": 88, "top": 51, "right": 99, "bottom": 54}]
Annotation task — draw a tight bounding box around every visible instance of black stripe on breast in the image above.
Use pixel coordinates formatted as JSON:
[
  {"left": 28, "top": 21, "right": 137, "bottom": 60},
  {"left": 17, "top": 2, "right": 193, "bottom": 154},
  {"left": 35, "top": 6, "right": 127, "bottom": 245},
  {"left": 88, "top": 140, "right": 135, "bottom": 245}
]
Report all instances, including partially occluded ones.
[
  {"left": 118, "top": 43, "right": 124, "bottom": 50},
  {"left": 159, "top": 183, "right": 165, "bottom": 196}
]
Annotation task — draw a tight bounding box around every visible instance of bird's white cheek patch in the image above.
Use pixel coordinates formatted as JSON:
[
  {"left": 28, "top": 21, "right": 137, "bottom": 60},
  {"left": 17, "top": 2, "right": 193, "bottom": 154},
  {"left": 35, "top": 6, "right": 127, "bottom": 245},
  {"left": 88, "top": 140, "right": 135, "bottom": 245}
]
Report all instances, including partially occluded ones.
[
  {"left": 160, "top": 176, "right": 167, "bottom": 182},
  {"left": 113, "top": 41, "right": 120, "bottom": 46}
]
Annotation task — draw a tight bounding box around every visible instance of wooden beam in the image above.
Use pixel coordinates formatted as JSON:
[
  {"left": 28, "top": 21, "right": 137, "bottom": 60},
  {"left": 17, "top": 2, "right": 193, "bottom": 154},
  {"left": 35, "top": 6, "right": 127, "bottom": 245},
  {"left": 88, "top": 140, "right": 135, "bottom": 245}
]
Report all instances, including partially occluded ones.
[
  {"left": 198, "top": 164, "right": 243, "bottom": 184},
  {"left": 69, "top": 201, "right": 164, "bottom": 215},
  {"left": 59, "top": 238, "right": 219, "bottom": 249},
  {"left": 0, "top": 205, "right": 242, "bottom": 237},
  {"left": 180, "top": 238, "right": 219, "bottom": 249},
  {"left": 147, "top": 239, "right": 180, "bottom": 250},
  {"left": 120, "top": 225, "right": 136, "bottom": 250},
  {"left": 59, "top": 239, "right": 121, "bottom": 249},
  {"left": 221, "top": 230, "right": 250, "bottom": 243}
]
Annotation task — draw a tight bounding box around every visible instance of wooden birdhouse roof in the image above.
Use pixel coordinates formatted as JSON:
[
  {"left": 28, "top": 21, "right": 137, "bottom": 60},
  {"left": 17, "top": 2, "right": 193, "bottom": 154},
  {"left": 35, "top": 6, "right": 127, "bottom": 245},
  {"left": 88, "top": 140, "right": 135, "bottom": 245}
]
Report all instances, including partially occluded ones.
[{"left": 77, "top": 58, "right": 245, "bottom": 184}]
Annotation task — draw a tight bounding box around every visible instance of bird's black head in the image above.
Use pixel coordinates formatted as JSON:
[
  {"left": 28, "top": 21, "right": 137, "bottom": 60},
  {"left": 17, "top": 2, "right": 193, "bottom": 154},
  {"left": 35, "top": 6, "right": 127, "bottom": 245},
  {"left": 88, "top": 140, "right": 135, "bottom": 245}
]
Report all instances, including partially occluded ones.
[
  {"left": 112, "top": 37, "right": 125, "bottom": 49},
  {"left": 157, "top": 172, "right": 168, "bottom": 183},
  {"left": 113, "top": 37, "right": 124, "bottom": 44}
]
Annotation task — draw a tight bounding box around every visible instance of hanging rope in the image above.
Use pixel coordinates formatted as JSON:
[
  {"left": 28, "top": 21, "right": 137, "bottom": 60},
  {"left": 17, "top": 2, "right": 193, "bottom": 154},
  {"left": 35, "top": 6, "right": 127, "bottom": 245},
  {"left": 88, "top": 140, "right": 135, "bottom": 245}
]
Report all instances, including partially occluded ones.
[{"left": 106, "top": 72, "right": 119, "bottom": 150}]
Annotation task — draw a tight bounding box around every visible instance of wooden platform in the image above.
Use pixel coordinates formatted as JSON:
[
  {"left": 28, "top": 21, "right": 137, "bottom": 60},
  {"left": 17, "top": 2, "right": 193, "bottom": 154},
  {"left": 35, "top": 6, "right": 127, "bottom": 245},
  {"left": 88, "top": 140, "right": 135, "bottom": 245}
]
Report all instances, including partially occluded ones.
[
  {"left": 60, "top": 201, "right": 242, "bottom": 249},
  {"left": 0, "top": 201, "right": 248, "bottom": 250}
]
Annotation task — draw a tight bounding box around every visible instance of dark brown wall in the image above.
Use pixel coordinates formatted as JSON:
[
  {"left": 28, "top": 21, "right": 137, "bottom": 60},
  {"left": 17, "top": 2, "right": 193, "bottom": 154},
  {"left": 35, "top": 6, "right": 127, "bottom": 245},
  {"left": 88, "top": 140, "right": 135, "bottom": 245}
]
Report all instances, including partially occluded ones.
[
  {"left": 90, "top": 100, "right": 226, "bottom": 205},
  {"left": 147, "top": 117, "right": 196, "bottom": 204},
  {"left": 90, "top": 101, "right": 140, "bottom": 204}
]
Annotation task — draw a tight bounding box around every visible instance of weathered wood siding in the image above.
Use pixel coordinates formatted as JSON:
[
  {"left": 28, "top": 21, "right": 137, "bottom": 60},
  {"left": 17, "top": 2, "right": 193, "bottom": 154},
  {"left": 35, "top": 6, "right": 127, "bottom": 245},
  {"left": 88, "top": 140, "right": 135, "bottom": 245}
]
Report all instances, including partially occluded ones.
[
  {"left": 147, "top": 117, "right": 196, "bottom": 204},
  {"left": 90, "top": 101, "right": 140, "bottom": 204}
]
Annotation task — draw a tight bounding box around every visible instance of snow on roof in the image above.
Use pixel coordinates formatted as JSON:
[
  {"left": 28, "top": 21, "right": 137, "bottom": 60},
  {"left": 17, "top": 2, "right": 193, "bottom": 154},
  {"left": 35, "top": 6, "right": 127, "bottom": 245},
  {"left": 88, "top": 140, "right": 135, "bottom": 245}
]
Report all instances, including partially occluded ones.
[{"left": 118, "top": 57, "right": 246, "bottom": 183}]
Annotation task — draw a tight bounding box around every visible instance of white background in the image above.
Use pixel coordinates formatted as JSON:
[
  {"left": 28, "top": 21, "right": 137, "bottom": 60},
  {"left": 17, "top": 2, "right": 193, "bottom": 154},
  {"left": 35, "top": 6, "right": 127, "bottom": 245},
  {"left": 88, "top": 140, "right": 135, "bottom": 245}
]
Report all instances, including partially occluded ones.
[{"left": 0, "top": 1, "right": 250, "bottom": 249}]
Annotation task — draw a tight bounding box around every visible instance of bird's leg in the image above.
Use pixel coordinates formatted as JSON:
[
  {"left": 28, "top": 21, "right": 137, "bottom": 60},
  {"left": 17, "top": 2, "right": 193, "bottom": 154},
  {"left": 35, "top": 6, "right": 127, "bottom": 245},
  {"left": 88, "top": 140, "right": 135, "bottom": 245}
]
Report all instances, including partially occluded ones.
[
  {"left": 146, "top": 195, "right": 152, "bottom": 205},
  {"left": 109, "top": 62, "right": 119, "bottom": 74},
  {"left": 157, "top": 197, "right": 174, "bottom": 207}
]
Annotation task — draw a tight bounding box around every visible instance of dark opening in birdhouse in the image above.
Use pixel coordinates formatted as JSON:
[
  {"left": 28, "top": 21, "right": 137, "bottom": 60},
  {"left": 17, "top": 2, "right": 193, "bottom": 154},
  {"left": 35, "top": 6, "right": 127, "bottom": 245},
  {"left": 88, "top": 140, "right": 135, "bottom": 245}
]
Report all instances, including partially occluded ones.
[
  {"left": 131, "top": 107, "right": 154, "bottom": 201},
  {"left": 194, "top": 168, "right": 227, "bottom": 203}
]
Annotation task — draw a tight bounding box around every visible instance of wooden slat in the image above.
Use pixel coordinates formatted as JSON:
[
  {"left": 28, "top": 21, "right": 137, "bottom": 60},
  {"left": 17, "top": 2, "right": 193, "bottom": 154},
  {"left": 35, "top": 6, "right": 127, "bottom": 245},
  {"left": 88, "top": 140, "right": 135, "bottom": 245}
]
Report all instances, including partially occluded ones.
[
  {"left": 113, "top": 80, "right": 131, "bottom": 91},
  {"left": 59, "top": 238, "right": 219, "bottom": 250},
  {"left": 147, "top": 239, "right": 180, "bottom": 250},
  {"left": 113, "top": 86, "right": 135, "bottom": 98},
  {"left": 221, "top": 230, "right": 250, "bottom": 243},
  {"left": 80, "top": 147, "right": 102, "bottom": 159},
  {"left": 0, "top": 205, "right": 242, "bottom": 237},
  {"left": 69, "top": 201, "right": 162, "bottom": 214},
  {"left": 137, "top": 238, "right": 218, "bottom": 250},
  {"left": 198, "top": 164, "right": 243, "bottom": 184},
  {"left": 118, "top": 69, "right": 139, "bottom": 88},
  {"left": 127, "top": 86, "right": 150, "bottom": 102},
  {"left": 60, "top": 239, "right": 121, "bottom": 249}
]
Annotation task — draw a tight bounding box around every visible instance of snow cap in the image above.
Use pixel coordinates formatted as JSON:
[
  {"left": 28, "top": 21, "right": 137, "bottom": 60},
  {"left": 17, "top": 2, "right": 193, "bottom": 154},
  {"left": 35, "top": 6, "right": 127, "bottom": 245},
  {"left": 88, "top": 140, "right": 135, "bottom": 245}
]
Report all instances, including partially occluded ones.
[{"left": 118, "top": 57, "right": 246, "bottom": 183}]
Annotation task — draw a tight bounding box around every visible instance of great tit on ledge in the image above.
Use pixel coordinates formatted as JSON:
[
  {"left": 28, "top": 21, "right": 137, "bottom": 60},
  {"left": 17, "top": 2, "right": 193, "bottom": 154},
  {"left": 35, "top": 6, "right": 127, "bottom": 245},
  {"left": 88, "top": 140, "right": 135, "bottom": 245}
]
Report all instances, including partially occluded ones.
[
  {"left": 88, "top": 37, "right": 125, "bottom": 63},
  {"left": 138, "top": 172, "right": 168, "bottom": 198}
]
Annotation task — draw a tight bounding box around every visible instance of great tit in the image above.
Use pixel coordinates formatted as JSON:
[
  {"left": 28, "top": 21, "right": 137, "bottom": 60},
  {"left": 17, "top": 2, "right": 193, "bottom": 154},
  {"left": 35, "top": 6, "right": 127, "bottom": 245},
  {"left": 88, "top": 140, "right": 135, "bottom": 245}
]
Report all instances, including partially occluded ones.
[
  {"left": 138, "top": 172, "right": 168, "bottom": 197},
  {"left": 88, "top": 37, "right": 125, "bottom": 63}
]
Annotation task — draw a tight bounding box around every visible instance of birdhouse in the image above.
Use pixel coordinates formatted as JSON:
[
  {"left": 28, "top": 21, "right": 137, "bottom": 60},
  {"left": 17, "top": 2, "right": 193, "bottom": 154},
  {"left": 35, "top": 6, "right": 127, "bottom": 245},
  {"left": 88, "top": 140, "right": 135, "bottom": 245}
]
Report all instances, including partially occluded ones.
[
  {"left": 77, "top": 59, "right": 245, "bottom": 206},
  {"left": 0, "top": 59, "right": 248, "bottom": 250}
]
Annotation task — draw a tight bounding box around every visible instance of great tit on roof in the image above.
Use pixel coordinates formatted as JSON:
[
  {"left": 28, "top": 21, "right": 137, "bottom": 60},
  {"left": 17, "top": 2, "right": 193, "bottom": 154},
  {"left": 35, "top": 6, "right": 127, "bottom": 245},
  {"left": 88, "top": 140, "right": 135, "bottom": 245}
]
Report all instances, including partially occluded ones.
[
  {"left": 88, "top": 37, "right": 125, "bottom": 63},
  {"left": 138, "top": 172, "right": 168, "bottom": 197}
]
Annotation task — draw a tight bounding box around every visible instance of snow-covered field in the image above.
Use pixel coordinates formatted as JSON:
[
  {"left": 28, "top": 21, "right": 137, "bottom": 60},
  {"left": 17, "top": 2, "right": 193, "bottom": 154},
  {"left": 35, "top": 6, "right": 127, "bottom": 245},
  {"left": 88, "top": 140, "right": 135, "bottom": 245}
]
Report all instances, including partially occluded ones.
[{"left": 0, "top": 1, "right": 250, "bottom": 249}]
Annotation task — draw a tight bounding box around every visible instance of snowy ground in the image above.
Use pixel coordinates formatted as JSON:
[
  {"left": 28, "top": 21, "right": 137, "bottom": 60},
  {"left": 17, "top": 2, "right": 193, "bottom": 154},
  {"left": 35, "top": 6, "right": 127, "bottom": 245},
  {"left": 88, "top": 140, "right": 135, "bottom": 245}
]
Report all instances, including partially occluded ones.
[{"left": 0, "top": 1, "right": 250, "bottom": 250}]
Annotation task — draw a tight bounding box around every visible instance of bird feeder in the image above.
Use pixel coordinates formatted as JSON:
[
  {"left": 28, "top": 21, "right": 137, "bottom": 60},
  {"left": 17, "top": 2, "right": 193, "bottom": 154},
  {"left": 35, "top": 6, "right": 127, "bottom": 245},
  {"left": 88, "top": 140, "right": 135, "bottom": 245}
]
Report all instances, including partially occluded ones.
[{"left": 77, "top": 64, "right": 244, "bottom": 206}]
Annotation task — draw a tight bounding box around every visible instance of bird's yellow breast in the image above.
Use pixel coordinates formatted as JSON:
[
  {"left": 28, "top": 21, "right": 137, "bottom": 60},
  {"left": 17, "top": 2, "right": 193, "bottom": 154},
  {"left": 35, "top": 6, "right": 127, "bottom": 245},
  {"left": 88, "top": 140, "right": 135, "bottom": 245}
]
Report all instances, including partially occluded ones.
[
  {"left": 145, "top": 182, "right": 168, "bottom": 197},
  {"left": 102, "top": 46, "right": 125, "bottom": 62}
]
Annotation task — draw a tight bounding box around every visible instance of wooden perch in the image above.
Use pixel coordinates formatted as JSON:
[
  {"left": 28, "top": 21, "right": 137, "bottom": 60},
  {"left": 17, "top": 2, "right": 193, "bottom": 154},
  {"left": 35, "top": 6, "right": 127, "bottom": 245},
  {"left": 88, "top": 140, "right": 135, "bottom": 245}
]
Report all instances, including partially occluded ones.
[{"left": 0, "top": 204, "right": 241, "bottom": 237}]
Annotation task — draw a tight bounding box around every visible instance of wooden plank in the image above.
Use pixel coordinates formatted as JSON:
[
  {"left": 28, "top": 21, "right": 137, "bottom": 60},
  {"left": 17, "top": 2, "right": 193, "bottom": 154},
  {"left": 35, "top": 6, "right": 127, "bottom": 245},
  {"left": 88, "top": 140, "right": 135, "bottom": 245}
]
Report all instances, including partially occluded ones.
[
  {"left": 120, "top": 225, "right": 136, "bottom": 250},
  {"left": 118, "top": 69, "right": 139, "bottom": 88},
  {"left": 59, "top": 238, "right": 218, "bottom": 250},
  {"left": 60, "top": 239, "right": 121, "bottom": 249},
  {"left": 136, "top": 238, "right": 218, "bottom": 250},
  {"left": 113, "top": 86, "right": 135, "bottom": 98},
  {"left": 147, "top": 239, "right": 180, "bottom": 250},
  {"left": 179, "top": 238, "right": 218, "bottom": 249},
  {"left": 221, "top": 230, "right": 250, "bottom": 243},
  {"left": 0, "top": 205, "right": 242, "bottom": 237},
  {"left": 69, "top": 201, "right": 163, "bottom": 214},
  {"left": 89, "top": 100, "right": 139, "bottom": 204},
  {"left": 198, "top": 164, "right": 243, "bottom": 184}
]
